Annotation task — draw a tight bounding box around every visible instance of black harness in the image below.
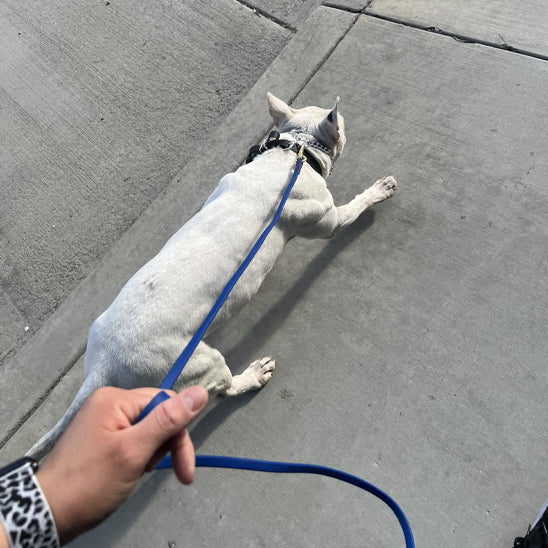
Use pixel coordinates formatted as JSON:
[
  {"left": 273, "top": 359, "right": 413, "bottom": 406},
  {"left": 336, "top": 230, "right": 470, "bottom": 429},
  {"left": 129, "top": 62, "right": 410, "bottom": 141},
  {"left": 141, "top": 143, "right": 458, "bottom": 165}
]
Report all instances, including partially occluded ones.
[{"left": 246, "top": 131, "right": 325, "bottom": 176}]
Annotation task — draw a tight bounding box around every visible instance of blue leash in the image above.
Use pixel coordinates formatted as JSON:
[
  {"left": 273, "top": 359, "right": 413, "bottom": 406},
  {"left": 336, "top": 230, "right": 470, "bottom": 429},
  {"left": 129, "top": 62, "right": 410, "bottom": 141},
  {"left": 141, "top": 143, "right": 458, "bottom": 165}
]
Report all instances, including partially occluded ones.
[{"left": 135, "top": 148, "right": 415, "bottom": 547}]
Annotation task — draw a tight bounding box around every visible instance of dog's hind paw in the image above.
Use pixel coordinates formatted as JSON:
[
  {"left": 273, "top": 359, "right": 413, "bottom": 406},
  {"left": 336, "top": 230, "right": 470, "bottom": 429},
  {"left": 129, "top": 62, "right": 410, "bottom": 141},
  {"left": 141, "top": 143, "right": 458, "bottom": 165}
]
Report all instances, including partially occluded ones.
[{"left": 224, "top": 357, "right": 276, "bottom": 397}]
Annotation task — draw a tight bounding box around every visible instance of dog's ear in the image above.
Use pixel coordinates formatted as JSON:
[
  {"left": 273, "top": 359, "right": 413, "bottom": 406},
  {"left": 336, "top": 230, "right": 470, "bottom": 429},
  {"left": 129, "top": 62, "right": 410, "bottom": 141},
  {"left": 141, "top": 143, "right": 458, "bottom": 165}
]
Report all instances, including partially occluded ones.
[
  {"left": 267, "top": 92, "right": 296, "bottom": 127},
  {"left": 324, "top": 96, "right": 340, "bottom": 142}
]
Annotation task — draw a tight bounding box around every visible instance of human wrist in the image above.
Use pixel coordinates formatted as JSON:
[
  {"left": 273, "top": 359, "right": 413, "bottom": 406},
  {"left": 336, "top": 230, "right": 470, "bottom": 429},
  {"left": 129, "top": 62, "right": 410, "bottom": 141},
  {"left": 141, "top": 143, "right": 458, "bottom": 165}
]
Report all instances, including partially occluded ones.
[
  {"left": 0, "top": 521, "right": 9, "bottom": 548},
  {"left": 34, "top": 467, "right": 67, "bottom": 545},
  {"left": 35, "top": 461, "right": 89, "bottom": 546}
]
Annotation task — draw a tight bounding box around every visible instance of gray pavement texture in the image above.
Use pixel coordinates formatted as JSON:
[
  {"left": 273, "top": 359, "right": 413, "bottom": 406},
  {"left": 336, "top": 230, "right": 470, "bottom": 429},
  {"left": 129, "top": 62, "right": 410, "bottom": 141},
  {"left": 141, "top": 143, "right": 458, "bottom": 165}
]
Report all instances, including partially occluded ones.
[
  {"left": 1, "top": 2, "right": 547, "bottom": 548},
  {"left": 0, "top": 0, "right": 291, "bottom": 365}
]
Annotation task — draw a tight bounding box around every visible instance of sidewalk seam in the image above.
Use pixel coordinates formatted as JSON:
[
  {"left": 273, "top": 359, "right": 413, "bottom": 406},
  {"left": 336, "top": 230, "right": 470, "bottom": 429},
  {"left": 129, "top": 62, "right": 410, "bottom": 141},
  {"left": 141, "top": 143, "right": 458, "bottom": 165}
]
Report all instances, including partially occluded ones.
[
  {"left": 285, "top": 7, "right": 362, "bottom": 105},
  {"left": 324, "top": 2, "right": 548, "bottom": 62}
]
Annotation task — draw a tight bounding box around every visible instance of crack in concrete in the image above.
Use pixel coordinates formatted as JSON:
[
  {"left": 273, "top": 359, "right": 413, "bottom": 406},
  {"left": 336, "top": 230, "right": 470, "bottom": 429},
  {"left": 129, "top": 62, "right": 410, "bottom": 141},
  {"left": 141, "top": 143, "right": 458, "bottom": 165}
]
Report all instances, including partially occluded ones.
[
  {"left": 322, "top": 2, "right": 363, "bottom": 13},
  {"left": 233, "top": 0, "right": 298, "bottom": 33}
]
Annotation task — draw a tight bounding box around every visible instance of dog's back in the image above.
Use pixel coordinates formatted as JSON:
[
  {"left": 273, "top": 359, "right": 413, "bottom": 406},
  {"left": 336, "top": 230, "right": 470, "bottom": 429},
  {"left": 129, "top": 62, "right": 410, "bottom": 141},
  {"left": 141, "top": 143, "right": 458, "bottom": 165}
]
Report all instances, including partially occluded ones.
[{"left": 87, "top": 151, "right": 326, "bottom": 381}]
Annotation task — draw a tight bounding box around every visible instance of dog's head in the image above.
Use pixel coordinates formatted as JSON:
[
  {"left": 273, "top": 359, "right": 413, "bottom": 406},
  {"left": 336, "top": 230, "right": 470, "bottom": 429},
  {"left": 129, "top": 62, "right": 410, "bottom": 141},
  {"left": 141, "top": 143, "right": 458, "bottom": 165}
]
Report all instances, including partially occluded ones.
[{"left": 266, "top": 92, "right": 346, "bottom": 161}]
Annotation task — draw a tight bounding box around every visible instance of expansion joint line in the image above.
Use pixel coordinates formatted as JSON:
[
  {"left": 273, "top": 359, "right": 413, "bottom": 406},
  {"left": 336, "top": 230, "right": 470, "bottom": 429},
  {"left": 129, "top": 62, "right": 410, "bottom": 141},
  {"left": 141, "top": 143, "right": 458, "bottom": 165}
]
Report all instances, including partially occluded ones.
[{"left": 0, "top": 351, "right": 86, "bottom": 451}]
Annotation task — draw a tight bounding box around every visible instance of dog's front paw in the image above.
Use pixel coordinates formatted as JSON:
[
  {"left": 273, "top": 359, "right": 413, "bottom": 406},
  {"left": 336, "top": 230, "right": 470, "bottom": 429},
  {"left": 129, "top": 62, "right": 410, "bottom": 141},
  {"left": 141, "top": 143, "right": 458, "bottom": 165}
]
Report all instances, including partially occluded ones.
[
  {"left": 247, "top": 356, "right": 276, "bottom": 388},
  {"left": 369, "top": 175, "right": 397, "bottom": 203}
]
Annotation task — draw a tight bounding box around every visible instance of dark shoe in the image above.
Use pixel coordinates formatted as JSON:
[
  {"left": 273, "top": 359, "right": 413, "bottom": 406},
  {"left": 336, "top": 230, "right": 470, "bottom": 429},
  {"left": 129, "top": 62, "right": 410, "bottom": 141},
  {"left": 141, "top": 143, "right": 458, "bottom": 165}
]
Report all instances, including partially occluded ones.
[{"left": 514, "top": 500, "right": 548, "bottom": 548}]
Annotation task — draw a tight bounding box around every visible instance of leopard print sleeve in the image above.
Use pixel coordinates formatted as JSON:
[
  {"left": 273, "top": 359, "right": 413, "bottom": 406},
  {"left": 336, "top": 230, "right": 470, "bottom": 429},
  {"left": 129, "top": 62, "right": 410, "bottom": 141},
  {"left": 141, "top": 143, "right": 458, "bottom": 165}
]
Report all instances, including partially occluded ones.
[{"left": 0, "top": 458, "right": 59, "bottom": 548}]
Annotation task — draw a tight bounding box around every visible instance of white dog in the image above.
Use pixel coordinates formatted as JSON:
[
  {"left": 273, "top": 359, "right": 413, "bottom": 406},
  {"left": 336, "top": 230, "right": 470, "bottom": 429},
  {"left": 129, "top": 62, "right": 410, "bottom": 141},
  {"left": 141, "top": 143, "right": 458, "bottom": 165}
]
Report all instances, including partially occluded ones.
[{"left": 28, "top": 93, "right": 397, "bottom": 460}]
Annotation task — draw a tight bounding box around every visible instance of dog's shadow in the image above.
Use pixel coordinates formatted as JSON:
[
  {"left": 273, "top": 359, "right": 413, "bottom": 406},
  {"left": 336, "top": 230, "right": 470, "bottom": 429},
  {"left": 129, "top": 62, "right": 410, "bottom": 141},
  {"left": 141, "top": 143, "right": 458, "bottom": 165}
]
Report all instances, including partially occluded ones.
[{"left": 71, "top": 211, "right": 375, "bottom": 547}]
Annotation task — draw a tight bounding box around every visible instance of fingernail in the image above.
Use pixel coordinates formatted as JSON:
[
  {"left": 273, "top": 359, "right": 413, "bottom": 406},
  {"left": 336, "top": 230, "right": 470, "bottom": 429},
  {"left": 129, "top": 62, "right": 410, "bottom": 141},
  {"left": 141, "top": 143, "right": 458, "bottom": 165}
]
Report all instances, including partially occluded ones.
[{"left": 182, "top": 386, "right": 207, "bottom": 413}]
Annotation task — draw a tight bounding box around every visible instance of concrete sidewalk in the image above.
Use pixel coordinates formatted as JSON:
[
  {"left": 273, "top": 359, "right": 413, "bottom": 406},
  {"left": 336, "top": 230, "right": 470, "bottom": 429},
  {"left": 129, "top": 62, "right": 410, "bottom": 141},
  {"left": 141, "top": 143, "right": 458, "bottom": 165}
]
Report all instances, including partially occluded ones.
[
  {"left": 0, "top": 0, "right": 291, "bottom": 366},
  {"left": 2, "top": 2, "right": 548, "bottom": 547}
]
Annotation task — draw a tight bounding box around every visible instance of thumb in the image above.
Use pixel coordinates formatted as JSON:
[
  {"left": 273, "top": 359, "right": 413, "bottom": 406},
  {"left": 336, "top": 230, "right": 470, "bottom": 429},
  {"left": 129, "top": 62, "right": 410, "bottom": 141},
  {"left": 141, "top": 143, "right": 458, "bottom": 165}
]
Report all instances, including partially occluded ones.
[{"left": 130, "top": 386, "right": 208, "bottom": 456}]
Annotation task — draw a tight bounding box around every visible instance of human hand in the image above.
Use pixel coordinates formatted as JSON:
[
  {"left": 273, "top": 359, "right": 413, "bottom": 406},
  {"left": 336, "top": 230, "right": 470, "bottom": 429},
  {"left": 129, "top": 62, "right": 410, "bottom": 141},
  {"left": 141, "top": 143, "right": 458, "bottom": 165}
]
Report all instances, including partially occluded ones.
[{"left": 35, "top": 385, "right": 208, "bottom": 544}]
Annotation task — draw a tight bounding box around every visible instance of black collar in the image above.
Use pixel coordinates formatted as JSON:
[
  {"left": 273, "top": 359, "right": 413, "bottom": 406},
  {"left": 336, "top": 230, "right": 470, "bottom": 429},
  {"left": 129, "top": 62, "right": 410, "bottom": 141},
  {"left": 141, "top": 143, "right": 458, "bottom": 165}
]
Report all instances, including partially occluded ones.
[{"left": 246, "top": 131, "right": 325, "bottom": 177}]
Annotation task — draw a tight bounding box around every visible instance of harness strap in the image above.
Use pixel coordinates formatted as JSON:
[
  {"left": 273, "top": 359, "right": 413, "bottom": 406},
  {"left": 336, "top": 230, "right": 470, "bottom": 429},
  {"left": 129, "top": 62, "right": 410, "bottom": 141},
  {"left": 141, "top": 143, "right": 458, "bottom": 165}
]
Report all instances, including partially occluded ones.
[{"left": 133, "top": 151, "right": 415, "bottom": 548}]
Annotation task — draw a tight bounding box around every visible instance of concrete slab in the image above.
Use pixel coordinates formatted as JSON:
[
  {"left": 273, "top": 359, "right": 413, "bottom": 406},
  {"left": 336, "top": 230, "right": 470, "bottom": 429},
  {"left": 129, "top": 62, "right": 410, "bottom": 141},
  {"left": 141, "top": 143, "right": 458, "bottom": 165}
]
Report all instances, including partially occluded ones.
[
  {"left": 0, "top": 5, "right": 358, "bottom": 455},
  {"left": 0, "top": 0, "right": 290, "bottom": 364},
  {"left": 290, "top": 14, "right": 548, "bottom": 546},
  {"left": 368, "top": 0, "right": 548, "bottom": 58},
  {"left": 3, "top": 8, "right": 547, "bottom": 548}
]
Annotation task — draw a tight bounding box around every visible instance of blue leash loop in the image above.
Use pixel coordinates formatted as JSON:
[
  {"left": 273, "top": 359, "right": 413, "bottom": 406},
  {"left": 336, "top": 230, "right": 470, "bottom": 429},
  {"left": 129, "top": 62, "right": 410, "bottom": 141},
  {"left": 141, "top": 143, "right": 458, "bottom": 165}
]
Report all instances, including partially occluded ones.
[{"left": 134, "top": 148, "right": 415, "bottom": 547}]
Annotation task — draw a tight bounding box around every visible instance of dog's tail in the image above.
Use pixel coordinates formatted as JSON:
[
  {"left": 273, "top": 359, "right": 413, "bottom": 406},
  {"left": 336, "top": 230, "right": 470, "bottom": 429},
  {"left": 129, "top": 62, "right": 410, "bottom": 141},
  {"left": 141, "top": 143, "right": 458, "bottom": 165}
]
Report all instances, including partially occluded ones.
[{"left": 26, "top": 369, "right": 105, "bottom": 461}]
